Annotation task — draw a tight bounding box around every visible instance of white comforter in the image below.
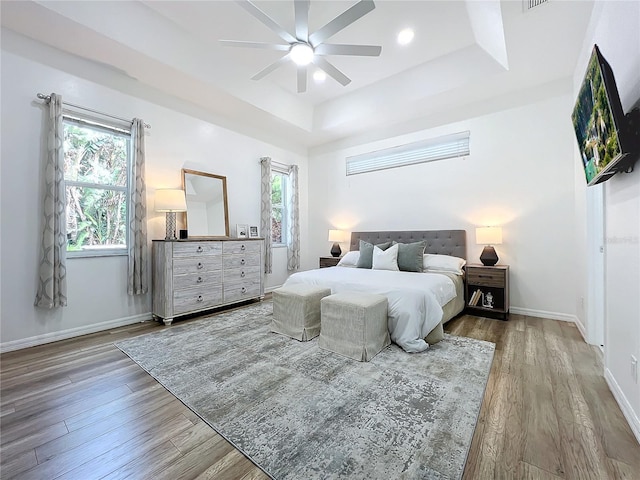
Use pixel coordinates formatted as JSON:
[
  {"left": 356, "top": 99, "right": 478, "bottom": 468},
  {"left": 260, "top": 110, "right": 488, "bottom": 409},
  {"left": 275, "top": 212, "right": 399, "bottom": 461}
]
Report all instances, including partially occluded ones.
[{"left": 283, "top": 267, "right": 457, "bottom": 353}]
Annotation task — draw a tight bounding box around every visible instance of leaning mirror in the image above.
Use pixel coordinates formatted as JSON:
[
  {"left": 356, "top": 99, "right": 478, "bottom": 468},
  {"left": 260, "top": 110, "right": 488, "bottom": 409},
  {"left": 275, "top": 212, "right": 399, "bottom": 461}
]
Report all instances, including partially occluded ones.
[{"left": 181, "top": 169, "right": 230, "bottom": 237}]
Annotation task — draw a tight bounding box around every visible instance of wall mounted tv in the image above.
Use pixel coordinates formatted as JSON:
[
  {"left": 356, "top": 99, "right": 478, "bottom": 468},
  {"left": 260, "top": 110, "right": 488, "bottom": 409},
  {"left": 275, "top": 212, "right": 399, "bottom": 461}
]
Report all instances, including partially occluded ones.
[{"left": 572, "top": 44, "right": 638, "bottom": 186}]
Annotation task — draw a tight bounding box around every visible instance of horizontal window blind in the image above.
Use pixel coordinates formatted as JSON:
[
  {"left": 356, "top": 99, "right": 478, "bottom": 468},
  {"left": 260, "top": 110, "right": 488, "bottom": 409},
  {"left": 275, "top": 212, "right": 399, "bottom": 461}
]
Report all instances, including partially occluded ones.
[{"left": 346, "top": 131, "right": 470, "bottom": 176}]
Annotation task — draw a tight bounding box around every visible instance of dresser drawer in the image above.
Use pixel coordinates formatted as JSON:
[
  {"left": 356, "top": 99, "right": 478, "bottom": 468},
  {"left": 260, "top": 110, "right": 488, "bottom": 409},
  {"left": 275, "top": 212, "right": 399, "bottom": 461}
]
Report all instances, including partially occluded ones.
[
  {"left": 173, "top": 256, "right": 222, "bottom": 275},
  {"left": 223, "top": 282, "right": 261, "bottom": 303},
  {"left": 173, "top": 242, "right": 222, "bottom": 257},
  {"left": 223, "top": 265, "right": 260, "bottom": 283},
  {"left": 223, "top": 241, "right": 261, "bottom": 255},
  {"left": 173, "top": 286, "right": 223, "bottom": 315},
  {"left": 223, "top": 253, "right": 261, "bottom": 269},
  {"left": 174, "top": 270, "right": 222, "bottom": 289},
  {"left": 467, "top": 268, "right": 505, "bottom": 287}
]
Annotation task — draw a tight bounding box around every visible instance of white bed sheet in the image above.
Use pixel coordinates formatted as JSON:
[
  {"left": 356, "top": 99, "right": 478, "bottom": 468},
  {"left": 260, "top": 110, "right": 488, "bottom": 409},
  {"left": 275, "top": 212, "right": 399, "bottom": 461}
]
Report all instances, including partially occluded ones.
[{"left": 282, "top": 267, "right": 457, "bottom": 353}]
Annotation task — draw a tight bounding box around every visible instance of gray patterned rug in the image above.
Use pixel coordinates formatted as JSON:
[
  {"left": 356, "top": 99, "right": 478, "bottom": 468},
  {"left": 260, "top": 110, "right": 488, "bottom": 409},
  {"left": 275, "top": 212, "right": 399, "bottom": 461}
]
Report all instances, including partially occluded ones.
[{"left": 116, "top": 301, "right": 494, "bottom": 480}]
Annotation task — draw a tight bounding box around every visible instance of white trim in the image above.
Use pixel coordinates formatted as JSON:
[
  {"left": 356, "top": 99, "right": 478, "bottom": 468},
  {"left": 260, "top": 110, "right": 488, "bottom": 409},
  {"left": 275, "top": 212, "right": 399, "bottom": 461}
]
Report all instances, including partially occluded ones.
[
  {"left": 0, "top": 312, "right": 152, "bottom": 353},
  {"left": 265, "top": 285, "right": 283, "bottom": 294},
  {"left": 604, "top": 368, "right": 640, "bottom": 444},
  {"left": 509, "top": 306, "right": 579, "bottom": 323},
  {"left": 573, "top": 315, "right": 588, "bottom": 343}
]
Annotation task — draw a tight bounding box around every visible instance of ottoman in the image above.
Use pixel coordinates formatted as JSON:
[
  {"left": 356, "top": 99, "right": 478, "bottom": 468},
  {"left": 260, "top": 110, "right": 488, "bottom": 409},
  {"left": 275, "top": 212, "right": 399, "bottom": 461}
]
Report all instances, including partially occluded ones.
[
  {"left": 271, "top": 284, "right": 331, "bottom": 341},
  {"left": 319, "top": 293, "right": 390, "bottom": 361}
]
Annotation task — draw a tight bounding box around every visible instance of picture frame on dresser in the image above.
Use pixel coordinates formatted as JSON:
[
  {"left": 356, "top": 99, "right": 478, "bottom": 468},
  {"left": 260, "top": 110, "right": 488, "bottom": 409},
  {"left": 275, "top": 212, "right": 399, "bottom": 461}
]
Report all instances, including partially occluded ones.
[
  {"left": 249, "top": 226, "right": 259, "bottom": 238},
  {"left": 236, "top": 224, "right": 248, "bottom": 238}
]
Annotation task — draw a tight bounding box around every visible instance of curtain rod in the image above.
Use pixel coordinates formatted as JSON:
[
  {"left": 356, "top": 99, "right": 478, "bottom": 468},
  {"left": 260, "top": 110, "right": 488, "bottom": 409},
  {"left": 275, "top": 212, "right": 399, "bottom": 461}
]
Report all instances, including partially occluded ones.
[
  {"left": 36, "top": 93, "right": 151, "bottom": 129},
  {"left": 260, "top": 158, "right": 290, "bottom": 168}
]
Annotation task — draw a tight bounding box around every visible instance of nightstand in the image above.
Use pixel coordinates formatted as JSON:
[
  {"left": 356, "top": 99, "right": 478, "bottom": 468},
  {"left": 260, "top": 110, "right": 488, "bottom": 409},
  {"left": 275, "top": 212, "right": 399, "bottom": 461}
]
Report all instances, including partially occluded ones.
[
  {"left": 319, "top": 256, "right": 341, "bottom": 268},
  {"left": 465, "top": 264, "right": 509, "bottom": 320}
]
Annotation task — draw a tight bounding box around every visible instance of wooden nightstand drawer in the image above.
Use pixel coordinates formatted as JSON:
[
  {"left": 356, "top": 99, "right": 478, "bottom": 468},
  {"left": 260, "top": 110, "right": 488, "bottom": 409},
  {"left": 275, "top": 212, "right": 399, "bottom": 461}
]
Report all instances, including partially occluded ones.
[
  {"left": 319, "top": 256, "right": 340, "bottom": 268},
  {"left": 466, "top": 268, "right": 505, "bottom": 287}
]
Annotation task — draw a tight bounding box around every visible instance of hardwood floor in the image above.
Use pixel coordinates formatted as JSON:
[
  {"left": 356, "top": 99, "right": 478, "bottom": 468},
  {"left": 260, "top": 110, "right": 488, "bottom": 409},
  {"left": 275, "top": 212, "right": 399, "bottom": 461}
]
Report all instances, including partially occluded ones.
[{"left": 1, "top": 308, "right": 638, "bottom": 479}]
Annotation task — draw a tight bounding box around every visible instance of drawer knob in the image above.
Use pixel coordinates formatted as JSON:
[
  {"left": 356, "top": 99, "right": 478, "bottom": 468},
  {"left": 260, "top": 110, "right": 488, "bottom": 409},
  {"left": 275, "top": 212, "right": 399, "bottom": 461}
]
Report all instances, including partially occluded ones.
[
  {"left": 197, "top": 262, "right": 203, "bottom": 270},
  {"left": 197, "top": 276, "right": 203, "bottom": 283},
  {"left": 240, "top": 259, "right": 246, "bottom": 266},
  {"left": 241, "top": 244, "right": 246, "bottom": 251},
  {"left": 241, "top": 287, "right": 247, "bottom": 294},
  {"left": 240, "top": 271, "right": 246, "bottom": 278},
  {"left": 197, "top": 295, "right": 203, "bottom": 302},
  {"left": 196, "top": 246, "right": 203, "bottom": 253}
]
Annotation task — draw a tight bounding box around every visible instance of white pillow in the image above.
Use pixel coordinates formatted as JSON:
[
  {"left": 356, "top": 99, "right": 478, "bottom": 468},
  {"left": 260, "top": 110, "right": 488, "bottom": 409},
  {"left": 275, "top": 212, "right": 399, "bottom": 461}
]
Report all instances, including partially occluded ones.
[
  {"left": 423, "top": 254, "right": 466, "bottom": 275},
  {"left": 372, "top": 244, "right": 400, "bottom": 271},
  {"left": 337, "top": 251, "right": 360, "bottom": 267}
]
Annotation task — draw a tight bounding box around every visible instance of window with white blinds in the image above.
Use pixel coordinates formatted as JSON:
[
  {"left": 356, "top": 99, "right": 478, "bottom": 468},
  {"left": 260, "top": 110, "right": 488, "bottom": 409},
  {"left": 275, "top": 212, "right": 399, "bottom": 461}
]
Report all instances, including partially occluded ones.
[{"left": 346, "top": 131, "right": 470, "bottom": 176}]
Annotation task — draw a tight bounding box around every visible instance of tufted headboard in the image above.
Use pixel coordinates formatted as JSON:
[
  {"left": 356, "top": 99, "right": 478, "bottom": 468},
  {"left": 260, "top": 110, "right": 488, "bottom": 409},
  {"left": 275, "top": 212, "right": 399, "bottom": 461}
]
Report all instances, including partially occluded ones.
[{"left": 349, "top": 230, "right": 467, "bottom": 259}]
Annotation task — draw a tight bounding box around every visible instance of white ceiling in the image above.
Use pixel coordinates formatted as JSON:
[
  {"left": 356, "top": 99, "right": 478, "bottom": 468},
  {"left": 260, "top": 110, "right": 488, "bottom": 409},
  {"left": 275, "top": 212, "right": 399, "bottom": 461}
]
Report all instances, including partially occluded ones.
[{"left": 1, "top": 0, "right": 595, "bottom": 151}]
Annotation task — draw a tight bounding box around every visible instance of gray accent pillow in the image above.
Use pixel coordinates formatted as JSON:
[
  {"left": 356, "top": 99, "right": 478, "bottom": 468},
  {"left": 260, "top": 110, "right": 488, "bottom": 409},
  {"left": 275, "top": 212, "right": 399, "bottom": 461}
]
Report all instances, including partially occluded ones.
[
  {"left": 394, "top": 241, "right": 427, "bottom": 272},
  {"left": 356, "top": 240, "right": 392, "bottom": 269}
]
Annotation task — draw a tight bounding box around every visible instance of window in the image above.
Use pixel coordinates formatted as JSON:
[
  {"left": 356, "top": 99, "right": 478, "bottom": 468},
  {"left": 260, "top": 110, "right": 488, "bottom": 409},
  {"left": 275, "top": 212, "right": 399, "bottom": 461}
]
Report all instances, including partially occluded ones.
[
  {"left": 346, "top": 131, "right": 470, "bottom": 176},
  {"left": 63, "top": 116, "right": 131, "bottom": 256},
  {"left": 271, "top": 170, "right": 288, "bottom": 245}
]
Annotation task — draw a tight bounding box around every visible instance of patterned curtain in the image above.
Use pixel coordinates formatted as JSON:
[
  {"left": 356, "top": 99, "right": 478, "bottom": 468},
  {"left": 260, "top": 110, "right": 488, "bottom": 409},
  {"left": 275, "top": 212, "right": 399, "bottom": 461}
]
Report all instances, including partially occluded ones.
[
  {"left": 34, "top": 93, "right": 67, "bottom": 308},
  {"left": 287, "top": 164, "right": 300, "bottom": 271},
  {"left": 260, "top": 157, "right": 272, "bottom": 274},
  {"left": 127, "top": 119, "right": 148, "bottom": 295}
]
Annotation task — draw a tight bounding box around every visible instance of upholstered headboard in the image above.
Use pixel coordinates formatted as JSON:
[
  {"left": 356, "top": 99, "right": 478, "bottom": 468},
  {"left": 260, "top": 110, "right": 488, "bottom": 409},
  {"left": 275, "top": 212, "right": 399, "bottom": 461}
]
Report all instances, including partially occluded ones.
[{"left": 349, "top": 230, "right": 467, "bottom": 259}]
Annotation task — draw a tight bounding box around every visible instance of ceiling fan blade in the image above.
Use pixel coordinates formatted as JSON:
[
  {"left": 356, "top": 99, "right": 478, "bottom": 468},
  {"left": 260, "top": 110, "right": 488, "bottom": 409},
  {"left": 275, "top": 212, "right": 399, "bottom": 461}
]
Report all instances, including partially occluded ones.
[
  {"left": 294, "top": 0, "right": 310, "bottom": 41},
  {"left": 251, "top": 55, "right": 291, "bottom": 81},
  {"left": 236, "top": 0, "right": 297, "bottom": 44},
  {"left": 297, "top": 65, "right": 307, "bottom": 93},
  {"left": 309, "top": 0, "right": 375, "bottom": 45},
  {"left": 312, "top": 56, "right": 351, "bottom": 86},
  {"left": 220, "top": 40, "right": 290, "bottom": 51},
  {"left": 315, "top": 43, "right": 381, "bottom": 57}
]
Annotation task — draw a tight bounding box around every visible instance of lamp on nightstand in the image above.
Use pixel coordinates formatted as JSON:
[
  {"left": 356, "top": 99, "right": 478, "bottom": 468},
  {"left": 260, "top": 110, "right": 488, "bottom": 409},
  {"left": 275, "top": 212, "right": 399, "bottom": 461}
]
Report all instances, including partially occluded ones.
[
  {"left": 328, "top": 229, "right": 345, "bottom": 257},
  {"left": 155, "top": 189, "right": 187, "bottom": 240},
  {"left": 475, "top": 226, "right": 502, "bottom": 266}
]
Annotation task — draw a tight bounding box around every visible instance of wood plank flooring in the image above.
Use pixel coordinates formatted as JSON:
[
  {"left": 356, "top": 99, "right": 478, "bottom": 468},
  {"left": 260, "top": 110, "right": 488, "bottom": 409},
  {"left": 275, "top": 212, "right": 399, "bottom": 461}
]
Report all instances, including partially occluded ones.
[{"left": 1, "top": 307, "right": 638, "bottom": 479}]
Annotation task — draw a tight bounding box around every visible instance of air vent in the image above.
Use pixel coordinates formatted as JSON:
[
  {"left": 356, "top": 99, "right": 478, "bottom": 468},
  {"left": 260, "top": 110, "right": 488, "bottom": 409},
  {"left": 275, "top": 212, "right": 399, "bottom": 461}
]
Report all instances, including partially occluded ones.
[{"left": 524, "top": 0, "right": 549, "bottom": 11}]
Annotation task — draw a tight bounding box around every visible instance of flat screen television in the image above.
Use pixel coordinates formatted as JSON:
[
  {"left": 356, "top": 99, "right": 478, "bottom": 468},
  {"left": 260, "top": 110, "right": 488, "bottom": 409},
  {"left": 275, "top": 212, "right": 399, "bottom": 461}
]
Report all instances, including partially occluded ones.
[{"left": 572, "top": 45, "right": 635, "bottom": 186}]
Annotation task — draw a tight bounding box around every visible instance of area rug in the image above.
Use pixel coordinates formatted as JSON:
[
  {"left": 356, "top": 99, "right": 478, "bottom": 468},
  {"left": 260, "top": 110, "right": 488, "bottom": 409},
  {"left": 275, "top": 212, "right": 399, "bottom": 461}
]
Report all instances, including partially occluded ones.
[{"left": 116, "top": 301, "right": 495, "bottom": 480}]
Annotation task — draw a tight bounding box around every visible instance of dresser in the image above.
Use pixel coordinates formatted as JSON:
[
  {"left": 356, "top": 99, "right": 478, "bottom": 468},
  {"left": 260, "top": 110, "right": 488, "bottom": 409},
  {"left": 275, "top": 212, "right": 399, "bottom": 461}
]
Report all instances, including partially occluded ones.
[{"left": 152, "top": 238, "right": 264, "bottom": 325}]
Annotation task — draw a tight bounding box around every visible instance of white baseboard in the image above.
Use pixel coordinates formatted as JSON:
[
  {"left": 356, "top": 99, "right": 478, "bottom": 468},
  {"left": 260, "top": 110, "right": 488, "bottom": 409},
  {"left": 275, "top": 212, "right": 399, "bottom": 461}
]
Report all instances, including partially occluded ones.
[
  {"left": 509, "top": 306, "right": 579, "bottom": 323},
  {"left": 604, "top": 368, "right": 640, "bottom": 444},
  {"left": 264, "top": 285, "right": 283, "bottom": 294},
  {"left": 0, "top": 312, "right": 152, "bottom": 353}
]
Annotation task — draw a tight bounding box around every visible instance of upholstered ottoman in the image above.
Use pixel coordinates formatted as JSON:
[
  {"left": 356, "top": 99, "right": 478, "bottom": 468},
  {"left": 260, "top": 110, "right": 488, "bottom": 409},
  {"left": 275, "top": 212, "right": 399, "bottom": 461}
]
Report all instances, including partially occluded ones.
[
  {"left": 319, "top": 293, "right": 390, "bottom": 361},
  {"left": 271, "top": 285, "right": 331, "bottom": 341}
]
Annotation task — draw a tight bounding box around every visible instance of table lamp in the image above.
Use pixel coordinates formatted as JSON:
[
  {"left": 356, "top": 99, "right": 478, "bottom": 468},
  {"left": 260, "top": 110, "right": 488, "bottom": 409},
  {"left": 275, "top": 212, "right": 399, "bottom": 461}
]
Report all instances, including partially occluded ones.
[
  {"left": 155, "top": 189, "right": 187, "bottom": 240},
  {"left": 475, "top": 226, "right": 502, "bottom": 266},
  {"left": 328, "top": 229, "right": 345, "bottom": 257}
]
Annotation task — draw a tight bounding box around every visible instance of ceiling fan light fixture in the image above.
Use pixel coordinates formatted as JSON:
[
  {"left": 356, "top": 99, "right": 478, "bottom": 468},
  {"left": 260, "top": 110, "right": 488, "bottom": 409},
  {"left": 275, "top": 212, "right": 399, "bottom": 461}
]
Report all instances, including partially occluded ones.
[
  {"left": 290, "top": 43, "right": 315, "bottom": 66},
  {"left": 397, "top": 28, "right": 415, "bottom": 46}
]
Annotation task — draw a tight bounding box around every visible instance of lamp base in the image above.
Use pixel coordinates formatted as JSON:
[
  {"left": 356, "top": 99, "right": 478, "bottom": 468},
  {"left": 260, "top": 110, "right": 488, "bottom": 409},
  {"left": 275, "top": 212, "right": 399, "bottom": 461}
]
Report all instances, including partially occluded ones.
[
  {"left": 330, "top": 242, "right": 342, "bottom": 257},
  {"left": 165, "top": 212, "right": 177, "bottom": 240},
  {"left": 480, "top": 246, "right": 499, "bottom": 266}
]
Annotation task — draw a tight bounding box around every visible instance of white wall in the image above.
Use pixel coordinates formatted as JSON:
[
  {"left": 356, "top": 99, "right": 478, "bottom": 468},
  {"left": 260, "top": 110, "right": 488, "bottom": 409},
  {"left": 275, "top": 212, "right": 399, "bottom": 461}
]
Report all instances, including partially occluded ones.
[
  {"left": 0, "top": 31, "right": 308, "bottom": 350},
  {"left": 575, "top": 1, "right": 640, "bottom": 441},
  {"left": 308, "top": 94, "right": 580, "bottom": 321}
]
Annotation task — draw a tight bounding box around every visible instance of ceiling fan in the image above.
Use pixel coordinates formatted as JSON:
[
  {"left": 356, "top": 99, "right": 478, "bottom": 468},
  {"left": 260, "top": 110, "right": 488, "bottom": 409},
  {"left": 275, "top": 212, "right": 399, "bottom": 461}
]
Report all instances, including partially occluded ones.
[{"left": 220, "top": 0, "right": 382, "bottom": 93}]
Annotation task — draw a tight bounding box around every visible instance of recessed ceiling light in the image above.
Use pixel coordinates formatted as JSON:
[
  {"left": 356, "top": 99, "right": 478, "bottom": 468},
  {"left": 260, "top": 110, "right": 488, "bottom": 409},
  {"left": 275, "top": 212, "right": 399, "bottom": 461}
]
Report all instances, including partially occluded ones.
[
  {"left": 290, "top": 43, "right": 314, "bottom": 66},
  {"left": 397, "top": 28, "right": 414, "bottom": 46},
  {"left": 313, "top": 70, "right": 327, "bottom": 83}
]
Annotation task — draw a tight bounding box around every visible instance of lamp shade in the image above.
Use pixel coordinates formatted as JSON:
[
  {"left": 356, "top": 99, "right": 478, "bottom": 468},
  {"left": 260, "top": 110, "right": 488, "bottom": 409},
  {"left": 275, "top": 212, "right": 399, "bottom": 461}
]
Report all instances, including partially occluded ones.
[
  {"left": 328, "top": 229, "right": 345, "bottom": 242},
  {"left": 155, "top": 189, "right": 187, "bottom": 212},
  {"left": 475, "top": 226, "right": 502, "bottom": 245}
]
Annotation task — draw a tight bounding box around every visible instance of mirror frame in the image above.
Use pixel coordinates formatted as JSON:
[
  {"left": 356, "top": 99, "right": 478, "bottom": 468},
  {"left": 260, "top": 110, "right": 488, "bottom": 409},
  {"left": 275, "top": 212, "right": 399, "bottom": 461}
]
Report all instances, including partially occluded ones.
[{"left": 181, "top": 168, "right": 230, "bottom": 238}]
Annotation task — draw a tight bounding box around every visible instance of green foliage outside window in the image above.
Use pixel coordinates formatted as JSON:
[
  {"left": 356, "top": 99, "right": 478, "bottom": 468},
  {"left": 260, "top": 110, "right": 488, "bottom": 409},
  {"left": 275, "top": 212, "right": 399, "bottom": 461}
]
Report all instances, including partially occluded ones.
[{"left": 63, "top": 122, "right": 130, "bottom": 252}]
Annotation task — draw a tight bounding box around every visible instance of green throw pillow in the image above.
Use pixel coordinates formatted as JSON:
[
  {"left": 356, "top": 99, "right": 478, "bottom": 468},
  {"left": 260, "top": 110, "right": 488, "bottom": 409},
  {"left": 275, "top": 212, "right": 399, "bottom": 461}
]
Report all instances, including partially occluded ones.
[
  {"left": 356, "top": 240, "right": 392, "bottom": 269},
  {"left": 394, "top": 241, "right": 426, "bottom": 272}
]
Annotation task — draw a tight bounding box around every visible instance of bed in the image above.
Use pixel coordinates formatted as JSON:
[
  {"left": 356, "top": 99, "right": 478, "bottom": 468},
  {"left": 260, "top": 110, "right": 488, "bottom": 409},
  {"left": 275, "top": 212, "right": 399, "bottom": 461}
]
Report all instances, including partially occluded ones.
[{"left": 283, "top": 230, "right": 466, "bottom": 353}]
